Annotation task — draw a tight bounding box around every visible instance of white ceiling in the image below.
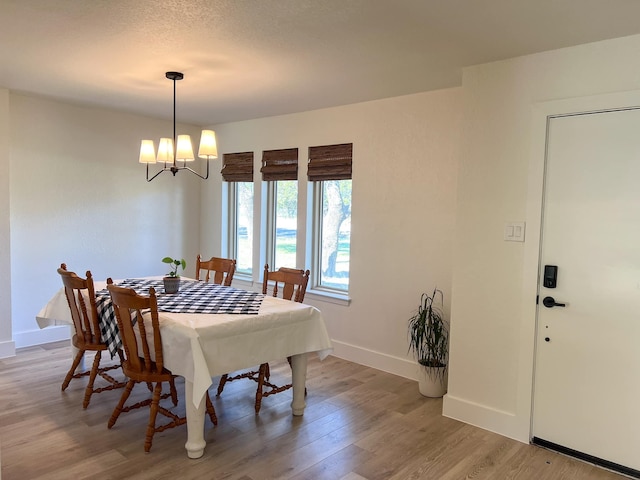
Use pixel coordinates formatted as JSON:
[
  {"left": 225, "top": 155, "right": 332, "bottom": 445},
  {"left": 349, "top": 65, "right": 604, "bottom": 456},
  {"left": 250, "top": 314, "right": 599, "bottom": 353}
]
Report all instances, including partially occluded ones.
[{"left": 2, "top": 0, "right": 640, "bottom": 126}]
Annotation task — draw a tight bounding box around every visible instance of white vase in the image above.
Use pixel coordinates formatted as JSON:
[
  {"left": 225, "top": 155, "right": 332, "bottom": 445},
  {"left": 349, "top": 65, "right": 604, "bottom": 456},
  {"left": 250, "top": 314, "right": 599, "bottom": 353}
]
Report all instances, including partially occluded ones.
[{"left": 418, "top": 365, "right": 448, "bottom": 398}]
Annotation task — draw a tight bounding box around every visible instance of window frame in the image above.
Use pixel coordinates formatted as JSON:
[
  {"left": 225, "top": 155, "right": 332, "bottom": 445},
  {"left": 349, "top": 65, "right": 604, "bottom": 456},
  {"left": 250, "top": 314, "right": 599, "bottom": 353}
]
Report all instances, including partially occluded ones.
[
  {"left": 309, "top": 179, "right": 351, "bottom": 295},
  {"left": 265, "top": 181, "right": 276, "bottom": 271},
  {"left": 306, "top": 143, "right": 353, "bottom": 297},
  {"left": 265, "top": 180, "right": 299, "bottom": 272},
  {"left": 222, "top": 151, "right": 254, "bottom": 279},
  {"left": 261, "top": 148, "right": 299, "bottom": 273},
  {"left": 227, "top": 181, "right": 254, "bottom": 278}
]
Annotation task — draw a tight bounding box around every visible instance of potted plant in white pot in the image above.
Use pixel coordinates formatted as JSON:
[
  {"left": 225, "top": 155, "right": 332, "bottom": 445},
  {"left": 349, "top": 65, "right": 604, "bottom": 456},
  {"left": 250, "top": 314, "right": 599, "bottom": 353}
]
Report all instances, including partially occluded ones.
[
  {"left": 407, "top": 287, "right": 449, "bottom": 397},
  {"left": 162, "top": 256, "right": 186, "bottom": 294}
]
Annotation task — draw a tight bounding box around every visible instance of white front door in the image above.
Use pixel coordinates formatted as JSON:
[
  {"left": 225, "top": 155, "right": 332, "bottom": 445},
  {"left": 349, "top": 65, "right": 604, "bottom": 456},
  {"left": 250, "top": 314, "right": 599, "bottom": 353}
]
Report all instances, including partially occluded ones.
[{"left": 533, "top": 107, "right": 640, "bottom": 474}]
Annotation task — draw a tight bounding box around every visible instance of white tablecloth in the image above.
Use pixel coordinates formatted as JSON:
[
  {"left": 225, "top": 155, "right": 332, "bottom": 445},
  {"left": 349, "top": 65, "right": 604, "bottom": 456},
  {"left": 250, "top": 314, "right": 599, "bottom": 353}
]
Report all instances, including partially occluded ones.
[{"left": 37, "top": 278, "right": 333, "bottom": 407}]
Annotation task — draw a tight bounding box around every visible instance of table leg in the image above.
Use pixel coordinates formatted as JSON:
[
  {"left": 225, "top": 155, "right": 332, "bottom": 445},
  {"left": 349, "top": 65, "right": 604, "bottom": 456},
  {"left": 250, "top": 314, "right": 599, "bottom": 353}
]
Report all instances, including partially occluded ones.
[
  {"left": 290, "top": 353, "right": 308, "bottom": 416},
  {"left": 184, "top": 379, "right": 206, "bottom": 459}
]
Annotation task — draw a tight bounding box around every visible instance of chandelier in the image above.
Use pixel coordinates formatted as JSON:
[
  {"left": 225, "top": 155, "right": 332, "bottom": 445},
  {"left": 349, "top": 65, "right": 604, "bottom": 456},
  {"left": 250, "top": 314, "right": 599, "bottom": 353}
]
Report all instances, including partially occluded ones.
[{"left": 138, "top": 71, "right": 217, "bottom": 182}]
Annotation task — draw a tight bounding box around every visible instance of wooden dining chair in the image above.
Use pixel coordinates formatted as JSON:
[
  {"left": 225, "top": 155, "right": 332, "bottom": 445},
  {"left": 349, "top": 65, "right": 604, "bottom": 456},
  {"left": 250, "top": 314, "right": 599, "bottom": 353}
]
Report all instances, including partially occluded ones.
[
  {"left": 106, "top": 279, "right": 218, "bottom": 452},
  {"left": 57, "top": 264, "right": 125, "bottom": 408},
  {"left": 195, "top": 255, "right": 236, "bottom": 286},
  {"left": 216, "top": 264, "right": 310, "bottom": 413}
]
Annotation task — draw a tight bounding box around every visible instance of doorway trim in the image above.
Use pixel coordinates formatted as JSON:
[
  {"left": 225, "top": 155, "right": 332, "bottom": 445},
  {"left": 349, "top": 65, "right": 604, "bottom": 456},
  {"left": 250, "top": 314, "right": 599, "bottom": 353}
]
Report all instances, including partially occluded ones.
[{"left": 523, "top": 89, "right": 640, "bottom": 442}]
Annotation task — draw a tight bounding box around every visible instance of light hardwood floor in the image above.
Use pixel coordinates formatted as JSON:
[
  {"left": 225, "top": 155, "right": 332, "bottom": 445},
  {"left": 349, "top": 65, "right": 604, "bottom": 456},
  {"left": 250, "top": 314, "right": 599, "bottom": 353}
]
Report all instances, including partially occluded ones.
[{"left": 0, "top": 341, "right": 626, "bottom": 480}]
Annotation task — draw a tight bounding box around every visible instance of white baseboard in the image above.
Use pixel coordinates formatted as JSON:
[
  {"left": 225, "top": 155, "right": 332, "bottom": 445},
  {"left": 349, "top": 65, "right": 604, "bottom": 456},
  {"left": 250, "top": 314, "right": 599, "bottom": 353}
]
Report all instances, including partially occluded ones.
[
  {"left": 442, "top": 393, "right": 528, "bottom": 443},
  {"left": 13, "top": 325, "right": 70, "bottom": 349},
  {"left": 0, "top": 339, "right": 15, "bottom": 359},
  {"left": 330, "top": 339, "right": 419, "bottom": 381}
]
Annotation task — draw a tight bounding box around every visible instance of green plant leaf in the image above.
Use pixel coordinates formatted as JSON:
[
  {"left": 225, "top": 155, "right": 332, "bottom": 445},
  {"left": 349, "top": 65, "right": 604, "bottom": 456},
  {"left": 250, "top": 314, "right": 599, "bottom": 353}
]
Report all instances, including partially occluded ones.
[{"left": 407, "top": 287, "right": 449, "bottom": 369}]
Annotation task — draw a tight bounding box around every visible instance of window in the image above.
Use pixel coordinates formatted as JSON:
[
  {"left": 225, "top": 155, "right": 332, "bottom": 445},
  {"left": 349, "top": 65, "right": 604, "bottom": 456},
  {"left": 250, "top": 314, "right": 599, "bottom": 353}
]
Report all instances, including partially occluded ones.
[
  {"left": 269, "top": 180, "right": 297, "bottom": 269},
  {"left": 229, "top": 182, "right": 254, "bottom": 275},
  {"left": 261, "top": 148, "right": 298, "bottom": 271},
  {"left": 308, "top": 144, "right": 352, "bottom": 292},
  {"left": 221, "top": 145, "right": 352, "bottom": 295},
  {"left": 222, "top": 152, "right": 254, "bottom": 276}
]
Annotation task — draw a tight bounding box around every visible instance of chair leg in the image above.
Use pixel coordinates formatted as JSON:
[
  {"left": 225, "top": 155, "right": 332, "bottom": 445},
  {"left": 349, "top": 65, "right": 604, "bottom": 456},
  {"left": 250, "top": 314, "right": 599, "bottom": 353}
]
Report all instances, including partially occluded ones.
[
  {"left": 61, "top": 348, "right": 85, "bottom": 391},
  {"left": 144, "top": 383, "right": 163, "bottom": 453},
  {"left": 108, "top": 379, "right": 135, "bottom": 429},
  {"left": 82, "top": 350, "right": 102, "bottom": 409},
  {"left": 205, "top": 394, "right": 218, "bottom": 425},
  {"left": 216, "top": 373, "right": 229, "bottom": 396},
  {"left": 169, "top": 377, "right": 178, "bottom": 406},
  {"left": 254, "top": 363, "right": 267, "bottom": 414}
]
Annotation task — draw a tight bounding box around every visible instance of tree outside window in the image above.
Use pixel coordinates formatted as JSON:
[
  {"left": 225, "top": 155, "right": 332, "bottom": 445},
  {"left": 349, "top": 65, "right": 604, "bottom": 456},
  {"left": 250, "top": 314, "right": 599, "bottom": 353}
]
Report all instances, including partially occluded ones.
[{"left": 318, "top": 179, "right": 351, "bottom": 290}]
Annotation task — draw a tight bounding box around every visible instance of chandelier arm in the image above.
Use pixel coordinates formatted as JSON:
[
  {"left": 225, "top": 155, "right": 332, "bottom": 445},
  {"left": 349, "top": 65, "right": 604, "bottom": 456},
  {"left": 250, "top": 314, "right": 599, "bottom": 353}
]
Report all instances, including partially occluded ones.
[
  {"left": 182, "top": 160, "right": 210, "bottom": 180},
  {"left": 146, "top": 163, "right": 169, "bottom": 182}
]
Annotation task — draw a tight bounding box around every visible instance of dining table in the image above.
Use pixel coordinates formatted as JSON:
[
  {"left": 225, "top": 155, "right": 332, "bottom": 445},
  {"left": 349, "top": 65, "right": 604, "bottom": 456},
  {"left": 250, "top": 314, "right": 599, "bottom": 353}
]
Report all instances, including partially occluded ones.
[{"left": 36, "top": 276, "right": 333, "bottom": 458}]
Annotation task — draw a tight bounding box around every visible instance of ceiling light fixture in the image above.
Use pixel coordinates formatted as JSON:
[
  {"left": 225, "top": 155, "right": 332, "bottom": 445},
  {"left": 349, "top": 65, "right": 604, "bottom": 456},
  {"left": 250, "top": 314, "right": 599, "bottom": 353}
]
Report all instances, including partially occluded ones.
[{"left": 139, "top": 71, "right": 217, "bottom": 182}]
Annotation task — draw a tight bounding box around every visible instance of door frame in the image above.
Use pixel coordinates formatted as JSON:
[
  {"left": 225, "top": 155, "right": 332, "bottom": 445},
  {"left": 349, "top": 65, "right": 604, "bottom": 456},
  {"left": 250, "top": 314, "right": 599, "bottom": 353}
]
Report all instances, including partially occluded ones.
[{"left": 523, "top": 89, "right": 640, "bottom": 441}]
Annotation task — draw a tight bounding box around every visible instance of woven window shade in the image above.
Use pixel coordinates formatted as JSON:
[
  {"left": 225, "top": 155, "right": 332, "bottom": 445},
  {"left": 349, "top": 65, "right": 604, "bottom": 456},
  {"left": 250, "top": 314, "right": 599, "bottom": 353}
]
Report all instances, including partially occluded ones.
[
  {"left": 307, "top": 143, "right": 352, "bottom": 181},
  {"left": 221, "top": 152, "right": 254, "bottom": 182},
  {"left": 261, "top": 148, "right": 298, "bottom": 181}
]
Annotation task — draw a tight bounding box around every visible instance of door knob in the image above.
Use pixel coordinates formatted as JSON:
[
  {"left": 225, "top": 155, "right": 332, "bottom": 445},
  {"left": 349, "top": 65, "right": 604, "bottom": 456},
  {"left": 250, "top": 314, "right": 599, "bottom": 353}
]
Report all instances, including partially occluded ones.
[{"left": 542, "top": 296, "right": 566, "bottom": 308}]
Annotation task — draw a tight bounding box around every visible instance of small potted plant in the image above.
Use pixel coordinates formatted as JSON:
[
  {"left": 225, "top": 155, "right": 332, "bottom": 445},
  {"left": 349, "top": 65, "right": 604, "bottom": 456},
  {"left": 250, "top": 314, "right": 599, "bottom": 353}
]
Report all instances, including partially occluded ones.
[
  {"left": 162, "top": 256, "right": 186, "bottom": 294},
  {"left": 407, "top": 287, "right": 449, "bottom": 397}
]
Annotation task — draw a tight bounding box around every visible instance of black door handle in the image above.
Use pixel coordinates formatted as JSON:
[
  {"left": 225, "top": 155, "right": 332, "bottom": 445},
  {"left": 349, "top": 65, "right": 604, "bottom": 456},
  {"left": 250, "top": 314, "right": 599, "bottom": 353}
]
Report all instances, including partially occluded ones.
[{"left": 542, "top": 296, "right": 566, "bottom": 308}]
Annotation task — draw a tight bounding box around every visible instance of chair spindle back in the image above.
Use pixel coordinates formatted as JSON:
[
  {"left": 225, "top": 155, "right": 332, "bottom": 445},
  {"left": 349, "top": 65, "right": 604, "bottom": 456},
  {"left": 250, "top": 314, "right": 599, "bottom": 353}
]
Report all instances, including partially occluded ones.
[
  {"left": 107, "top": 280, "right": 164, "bottom": 375},
  {"left": 262, "top": 265, "right": 310, "bottom": 303},
  {"left": 57, "top": 263, "right": 101, "bottom": 345},
  {"left": 195, "top": 255, "right": 236, "bottom": 286}
]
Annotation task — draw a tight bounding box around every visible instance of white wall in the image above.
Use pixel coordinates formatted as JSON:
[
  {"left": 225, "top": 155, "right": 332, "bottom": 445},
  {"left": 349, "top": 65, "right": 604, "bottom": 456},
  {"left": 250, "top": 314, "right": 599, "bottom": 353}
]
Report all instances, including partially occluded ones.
[
  {"left": 444, "top": 33, "right": 640, "bottom": 442},
  {"left": 0, "top": 89, "right": 12, "bottom": 357},
  {"left": 4, "top": 85, "right": 462, "bottom": 383},
  {"left": 8, "top": 94, "right": 203, "bottom": 349},
  {"left": 201, "top": 88, "right": 462, "bottom": 379}
]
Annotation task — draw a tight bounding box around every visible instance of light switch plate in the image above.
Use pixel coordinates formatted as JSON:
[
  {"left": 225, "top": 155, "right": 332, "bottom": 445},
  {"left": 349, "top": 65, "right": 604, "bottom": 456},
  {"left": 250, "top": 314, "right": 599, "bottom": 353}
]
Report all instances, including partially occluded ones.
[{"left": 504, "top": 222, "right": 525, "bottom": 242}]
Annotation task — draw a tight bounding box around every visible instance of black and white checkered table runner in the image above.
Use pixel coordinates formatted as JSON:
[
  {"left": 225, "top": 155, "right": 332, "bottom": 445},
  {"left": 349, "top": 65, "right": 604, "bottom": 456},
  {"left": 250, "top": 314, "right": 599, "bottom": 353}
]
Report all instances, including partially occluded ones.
[{"left": 95, "top": 279, "right": 264, "bottom": 358}]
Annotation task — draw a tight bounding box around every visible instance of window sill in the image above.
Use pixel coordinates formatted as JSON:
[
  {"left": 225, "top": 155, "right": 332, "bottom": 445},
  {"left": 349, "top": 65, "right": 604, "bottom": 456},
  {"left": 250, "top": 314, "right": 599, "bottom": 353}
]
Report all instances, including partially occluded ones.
[
  {"left": 231, "top": 276, "right": 255, "bottom": 290},
  {"left": 305, "top": 289, "right": 351, "bottom": 306},
  {"left": 232, "top": 276, "right": 351, "bottom": 306}
]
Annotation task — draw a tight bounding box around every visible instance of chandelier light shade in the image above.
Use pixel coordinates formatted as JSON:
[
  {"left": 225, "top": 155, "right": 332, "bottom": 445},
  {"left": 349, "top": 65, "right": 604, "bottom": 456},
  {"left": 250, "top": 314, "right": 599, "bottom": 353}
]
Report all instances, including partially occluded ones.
[
  {"left": 138, "top": 140, "right": 156, "bottom": 164},
  {"left": 176, "top": 135, "right": 195, "bottom": 162},
  {"left": 198, "top": 130, "right": 218, "bottom": 159},
  {"left": 140, "top": 71, "right": 217, "bottom": 181},
  {"left": 157, "top": 138, "right": 174, "bottom": 164}
]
